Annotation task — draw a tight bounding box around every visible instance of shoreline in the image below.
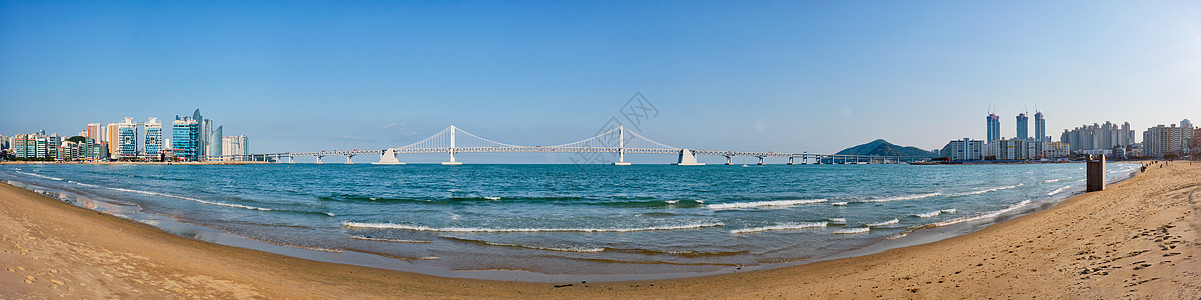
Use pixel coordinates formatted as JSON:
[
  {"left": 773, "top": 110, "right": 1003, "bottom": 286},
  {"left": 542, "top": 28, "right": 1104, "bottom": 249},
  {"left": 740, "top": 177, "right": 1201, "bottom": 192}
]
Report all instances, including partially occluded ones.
[{"left": 2, "top": 162, "right": 1198, "bottom": 297}]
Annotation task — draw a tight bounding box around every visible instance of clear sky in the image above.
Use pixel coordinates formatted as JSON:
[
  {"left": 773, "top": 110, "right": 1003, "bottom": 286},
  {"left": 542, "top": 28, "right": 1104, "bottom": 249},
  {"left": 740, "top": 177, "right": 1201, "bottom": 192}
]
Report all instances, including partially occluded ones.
[{"left": 2, "top": 1, "right": 1199, "bottom": 163}]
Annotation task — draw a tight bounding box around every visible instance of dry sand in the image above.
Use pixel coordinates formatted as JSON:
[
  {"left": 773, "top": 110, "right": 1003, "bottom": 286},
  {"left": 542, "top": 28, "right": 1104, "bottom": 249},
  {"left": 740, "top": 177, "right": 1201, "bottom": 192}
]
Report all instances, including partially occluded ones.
[{"left": 1, "top": 162, "right": 1198, "bottom": 298}]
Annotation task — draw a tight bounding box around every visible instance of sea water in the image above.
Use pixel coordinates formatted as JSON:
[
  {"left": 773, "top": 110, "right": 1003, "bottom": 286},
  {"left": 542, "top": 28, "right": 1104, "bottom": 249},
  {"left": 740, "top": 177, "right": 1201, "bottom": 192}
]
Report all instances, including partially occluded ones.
[{"left": 0, "top": 163, "right": 1139, "bottom": 278}]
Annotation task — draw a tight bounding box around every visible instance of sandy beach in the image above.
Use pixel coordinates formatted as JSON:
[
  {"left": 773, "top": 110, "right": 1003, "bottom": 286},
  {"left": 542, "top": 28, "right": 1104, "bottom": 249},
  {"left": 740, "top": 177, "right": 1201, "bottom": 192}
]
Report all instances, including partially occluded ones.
[{"left": 1, "top": 162, "right": 1198, "bottom": 298}]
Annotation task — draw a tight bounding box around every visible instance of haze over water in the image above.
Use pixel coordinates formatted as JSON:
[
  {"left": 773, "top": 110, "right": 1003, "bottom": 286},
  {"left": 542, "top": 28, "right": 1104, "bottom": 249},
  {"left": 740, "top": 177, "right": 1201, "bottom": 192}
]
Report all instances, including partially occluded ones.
[{"left": 0, "top": 163, "right": 1138, "bottom": 278}]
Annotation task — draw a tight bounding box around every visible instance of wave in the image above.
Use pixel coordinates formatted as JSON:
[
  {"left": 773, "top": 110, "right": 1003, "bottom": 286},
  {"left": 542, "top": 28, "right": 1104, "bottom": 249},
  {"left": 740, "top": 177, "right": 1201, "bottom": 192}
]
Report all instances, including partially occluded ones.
[
  {"left": 912, "top": 209, "right": 956, "bottom": 218},
  {"left": 1043, "top": 177, "right": 1071, "bottom": 183},
  {"left": 827, "top": 217, "right": 847, "bottom": 224},
  {"left": 833, "top": 227, "right": 870, "bottom": 234},
  {"left": 343, "top": 221, "right": 724, "bottom": 233},
  {"left": 931, "top": 200, "right": 1033, "bottom": 227},
  {"left": 15, "top": 171, "right": 63, "bottom": 181},
  {"left": 320, "top": 194, "right": 706, "bottom": 208},
  {"left": 866, "top": 218, "right": 899, "bottom": 227},
  {"left": 1047, "top": 185, "right": 1071, "bottom": 196},
  {"left": 946, "top": 184, "right": 1021, "bottom": 197},
  {"left": 731, "top": 222, "right": 827, "bottom": 234},
  {"left": 832, "top": 202, "right": 849, "bottom": 206},
  {"left": 350, "top": 235, "right": 432, "bottom": 243},
  {"left": 71, "top": 180, "right": 333, "bottom": 216},
  {"left": 851, "top": 193, "right": 942, "bottom": 204},
  {"left": 707, "top": 199, "right": 827, "bottom": 210}
]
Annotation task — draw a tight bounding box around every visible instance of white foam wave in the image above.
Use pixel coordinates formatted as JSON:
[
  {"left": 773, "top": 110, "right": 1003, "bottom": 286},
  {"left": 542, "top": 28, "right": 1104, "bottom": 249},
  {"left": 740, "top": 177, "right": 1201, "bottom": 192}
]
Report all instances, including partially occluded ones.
[
  {"left": 1047, "top": 185, "right": 1071, "bottom": 196},
  {"left": 351, "top": 235, "right": 432, "bottom": 243},
  {"left": 827, "top": 218, "right": 847, "bottom": 224},
  {"left": 947, "top": 185, "right": 1021, "bottom": 197},
  {"left": 707, "top": 199, "right": 827, "bottom": 210},
  {"left": 483, "top": 196, "right": 501, "bottom": 200},
  {"left": 15, "top": 171, "right": 63, "bottom": 181},
  {"left": 856, "top": 193, "right": 942, "bottom": 203},
  {"left": 1043, "top": 177, "right": 1070, "bottom": 183},
  {"left": 833, "top": 227, "right": 870, "bottom": 234},
  {"left": 731, "top": 222, "right": 827, "bottom": 234},
  {"left": 832, "top": 202, "right": 849, "bottom": 206},
  {"left": 932, "top": 200, "right": 1033, "bottom": 227},
  {"left": 342, "top": 221, "right": 724, "bottom": 233},
  {"left": 912, "top": 211, "right": 942, "bottom": 218},
  {"left": 866, "top": 218, "right": 899, "bottom": 227},
  {"left": 71, "top": 180, "right": 278, "bottom": 212},
  {"left": 940, "top": 209, "right": 957, "bottom": 214}
]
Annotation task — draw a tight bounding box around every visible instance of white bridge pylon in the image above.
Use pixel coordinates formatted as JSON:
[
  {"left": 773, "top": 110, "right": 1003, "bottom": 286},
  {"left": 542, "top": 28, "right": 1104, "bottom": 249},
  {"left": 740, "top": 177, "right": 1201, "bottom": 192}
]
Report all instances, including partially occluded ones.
[{"left": 265, "top": 125, "right": 927, "bottom": 165}]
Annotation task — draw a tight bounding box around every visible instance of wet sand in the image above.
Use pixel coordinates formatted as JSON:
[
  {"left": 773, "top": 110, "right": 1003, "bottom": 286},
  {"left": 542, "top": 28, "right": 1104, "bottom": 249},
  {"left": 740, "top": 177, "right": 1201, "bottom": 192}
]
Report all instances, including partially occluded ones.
[{"left": 1, "top": 162, "right": 1198, "bottom": 298}]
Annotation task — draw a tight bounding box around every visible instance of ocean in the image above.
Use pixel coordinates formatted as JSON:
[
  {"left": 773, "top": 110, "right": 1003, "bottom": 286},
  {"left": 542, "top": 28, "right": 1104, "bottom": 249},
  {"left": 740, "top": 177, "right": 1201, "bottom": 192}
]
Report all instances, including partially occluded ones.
[{"left": 0, "top": 162, "right": 1139, "bottom": 281}]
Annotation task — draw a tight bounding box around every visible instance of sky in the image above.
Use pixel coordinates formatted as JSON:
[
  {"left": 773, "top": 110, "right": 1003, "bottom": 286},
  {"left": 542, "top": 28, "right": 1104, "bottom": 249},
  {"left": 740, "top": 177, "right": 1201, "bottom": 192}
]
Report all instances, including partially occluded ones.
[{"left": 2, "top": 1, "right": 1200, "bottom": 163}]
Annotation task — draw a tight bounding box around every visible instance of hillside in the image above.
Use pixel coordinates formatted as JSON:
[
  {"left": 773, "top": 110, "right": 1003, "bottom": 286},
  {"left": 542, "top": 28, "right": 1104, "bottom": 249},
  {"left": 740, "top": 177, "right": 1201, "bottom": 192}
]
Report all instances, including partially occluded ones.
[{"left": 836, "top": 139, "right": 936, "bottom": 157}]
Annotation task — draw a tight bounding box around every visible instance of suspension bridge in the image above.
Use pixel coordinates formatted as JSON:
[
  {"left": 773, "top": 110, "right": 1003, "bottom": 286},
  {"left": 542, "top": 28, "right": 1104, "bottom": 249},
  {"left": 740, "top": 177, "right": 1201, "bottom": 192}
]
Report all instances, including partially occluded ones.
[{"left": 206, "top": 125, "right": 929, "bottom": 165}]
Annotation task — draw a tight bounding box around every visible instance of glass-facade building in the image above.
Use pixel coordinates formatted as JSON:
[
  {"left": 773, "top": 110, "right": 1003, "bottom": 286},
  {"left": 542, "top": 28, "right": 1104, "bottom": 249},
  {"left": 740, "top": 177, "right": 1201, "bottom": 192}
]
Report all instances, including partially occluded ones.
[
  {"left": 118, "top": 117, "right": 138, "bottom": 158},
  {"left": 172, "top": 117, "right": 200, "bottom": 161},
  {"left": 145, "top": 117, "right": 162, "bottom": 158}
]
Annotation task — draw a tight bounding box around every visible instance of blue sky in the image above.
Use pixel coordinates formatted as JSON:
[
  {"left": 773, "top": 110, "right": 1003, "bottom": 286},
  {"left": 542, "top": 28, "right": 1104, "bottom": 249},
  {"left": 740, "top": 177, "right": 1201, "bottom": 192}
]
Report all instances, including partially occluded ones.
[{"left": 2, "top": 1, "right": 1200, "bottom": 163}]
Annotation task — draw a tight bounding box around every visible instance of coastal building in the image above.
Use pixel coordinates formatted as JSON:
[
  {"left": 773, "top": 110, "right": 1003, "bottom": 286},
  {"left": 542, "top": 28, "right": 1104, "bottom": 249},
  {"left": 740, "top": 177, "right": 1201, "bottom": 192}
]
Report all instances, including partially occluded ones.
[
  {"left": 118, "top": 117, "right": 138, "bottom": 159},
  {"left": 1142, "top": 120, "right": 1192, "bottom": 158},
  {"left": 1034, "top": 112, "right": 1047, "bottom": 143},
  {"left": 11, "top": 132, "right": 61, "bottom": 160},
  {"left": 208, "top": 125, "right": 223, "bottom": 159},
  {"left": 145, "top": 117, "right": 162, "bottom": 159},
  {"left": 106, "top": 123, "right": 119, "bottom": 158},
  {"left": 1194, "top": 127, "right": 1201, "bottom": 153},
  {"left": 1060, "top": 121, "right": 1136, "bottom": 154},
  {"left": 222, "top": 135, "right": 250, "bottom": 159},
  {"left": 1042, "top": 141, "right": 1070, "bottom": 158},
  {"left": 86, "top": 123, "right": 102, "bottom": 141},
  {"left": 172, "top": 115, "right": 201, "bottom": 161},
  {"left": 0, "top": 135, "right": 8, "bottom": 151},
  {"left": 986, "top": 113, "right": 1001, "bottom": 157},
  {"left": 940, "top": 138, "right": 984, "bottom": 161},
  {"left": 1016, "top": 113, "right": 1029, "bottom": 140}
]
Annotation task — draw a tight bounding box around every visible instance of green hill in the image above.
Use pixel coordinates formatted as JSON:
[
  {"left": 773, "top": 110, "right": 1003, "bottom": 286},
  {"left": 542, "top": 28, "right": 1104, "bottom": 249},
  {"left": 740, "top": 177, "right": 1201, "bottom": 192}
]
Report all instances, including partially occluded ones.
[{"left": 836, "top": 139, "right": 935, "bottom": 157}]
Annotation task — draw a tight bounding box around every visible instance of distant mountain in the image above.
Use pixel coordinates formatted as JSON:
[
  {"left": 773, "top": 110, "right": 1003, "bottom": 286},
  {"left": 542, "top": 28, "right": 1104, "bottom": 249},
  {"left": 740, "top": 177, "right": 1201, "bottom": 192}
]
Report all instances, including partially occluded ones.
[{"left": 836, "top": 139, "right": 936, "bottom": 157}]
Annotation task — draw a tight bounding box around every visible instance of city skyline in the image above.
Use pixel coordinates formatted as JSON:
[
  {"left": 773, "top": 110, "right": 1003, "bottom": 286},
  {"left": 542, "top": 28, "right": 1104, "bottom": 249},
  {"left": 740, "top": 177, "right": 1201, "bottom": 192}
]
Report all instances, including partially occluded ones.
[{"left": 3, "top": 1, "right": 1201, "bottom": 162}]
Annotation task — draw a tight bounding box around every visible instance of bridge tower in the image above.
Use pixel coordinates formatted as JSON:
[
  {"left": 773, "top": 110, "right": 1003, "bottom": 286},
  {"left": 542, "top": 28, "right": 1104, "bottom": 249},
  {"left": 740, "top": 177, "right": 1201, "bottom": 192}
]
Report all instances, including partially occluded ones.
[
  {"left": 442, "top": 125, "right": 462, "bottom": 165},
  {"left": 613, "top": 125, "right": 631, "bottom": 165}
]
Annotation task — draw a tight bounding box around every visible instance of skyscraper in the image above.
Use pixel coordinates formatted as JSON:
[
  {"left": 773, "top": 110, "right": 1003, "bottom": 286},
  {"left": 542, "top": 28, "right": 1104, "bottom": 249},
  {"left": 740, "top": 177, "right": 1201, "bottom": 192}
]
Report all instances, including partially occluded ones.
[
  {"left": 172, "top": 116, "right": 200, "bottom": 161},
  {"left": 86, "top": 123, "right": 101, "bottom": 141},
  {"left": 145, "top": 117, "right": 162, "bottom": 158},
  {"left": 194, "top": 109, "right": 206, "bottom": 160},
  {"left": 986, "top": 113, "right": 1001, "bottom": 142},
  {"left": 1016, "top": 113, "right": 1029, "bottom": 140},
  {"left": 208, "top": 125, "right": 223, "bottom": 158},
  {"left": 1034, "top": 112, "right": 1045, "bottom": 142}
]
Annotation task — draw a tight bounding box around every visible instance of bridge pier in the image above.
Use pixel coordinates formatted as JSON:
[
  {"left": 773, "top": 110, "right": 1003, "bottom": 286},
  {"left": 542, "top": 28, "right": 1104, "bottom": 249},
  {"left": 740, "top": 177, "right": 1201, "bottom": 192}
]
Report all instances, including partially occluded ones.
[
  {"left": 787, "top": 157, "right": 795, "bottom": 165},
  {"left": 315, "top": 155, "right": 324, "bottom": 164},
  {"left": 442, "top": 151, "right": 462, "bottom": 165},
  {"left": 345, "top": 155, "right": 354, "bottom": 164},
  {"left": 757, "top": 156, "right": 766, "bottom": 165},
  {"left": 287, "top": 156, "right": 295, "bottom": 164},
  {"left": 674, "top": 149, "right": 704, "bottom": 166},
  {"left": 373, "top": 149, "right": 405, "bottom": 165},
  {"left": 724, "top": 155, "right": 733, "bottom": 165}
]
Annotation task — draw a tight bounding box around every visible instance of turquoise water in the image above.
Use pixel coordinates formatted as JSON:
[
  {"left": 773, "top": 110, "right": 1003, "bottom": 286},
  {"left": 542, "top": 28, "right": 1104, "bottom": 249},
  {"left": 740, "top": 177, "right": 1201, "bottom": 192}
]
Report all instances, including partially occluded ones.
[{"left": 0, "top": 163, "right": 1138, "bottom": 277}]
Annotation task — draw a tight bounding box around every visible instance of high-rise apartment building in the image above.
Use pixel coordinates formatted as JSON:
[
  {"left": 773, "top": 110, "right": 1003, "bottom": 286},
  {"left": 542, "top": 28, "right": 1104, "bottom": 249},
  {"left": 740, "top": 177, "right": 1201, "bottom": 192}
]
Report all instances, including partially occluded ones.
[
  {"left": 940, "top": 138, "right": 985, "bottom": 161},
  {"left": 172, "top": 115, "right": 201, "bottom": 161},
  {"left": 986, "top": 113, "right": 1001, "bottom": 142},
  {"left": 1061, "top": 121, "right": 1136, "bottom": 153},
  {"left": 145, "top": 117, "right": 162, "bottom": 158},
  {"left": 1142, "top": 120, "right": 1193, "bottom": 158},
  {"left": 86, "top": 123, "right": 102, "bottom": 141},
  {"left": 106, "top": 123, "right": 119, "bottom": 158},
  {"left": 1016, "top": 113, "right": 1029, "bottom": 140},
  {"left": 208, "top": 125, "right": 223, "bottom": 158},
  {"left": 118, "top": 117, "right": 138, "bottom": 158},
  {"left": 1034, "top": 112, "right": 1046, "bottom": 142},
  {"left": 222, "top": 135, "right": 250, "bottom": 158}
]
